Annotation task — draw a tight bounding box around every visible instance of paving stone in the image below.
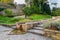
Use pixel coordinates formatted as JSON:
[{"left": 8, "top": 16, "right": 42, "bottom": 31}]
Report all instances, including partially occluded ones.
[{"left": 0, "top": 26, "right": 53, "bottom": 40}]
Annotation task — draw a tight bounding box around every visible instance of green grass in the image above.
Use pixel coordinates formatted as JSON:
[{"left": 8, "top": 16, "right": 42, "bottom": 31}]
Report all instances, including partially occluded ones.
[
  {"left": 0, "top": 15, "right": 17, "bottom": 25},
  {"left": 29, "top": 14, "right": 51, "bottom": 20},
  {"left": 0, "top": 14, "right": 51, "bottom": 25}
]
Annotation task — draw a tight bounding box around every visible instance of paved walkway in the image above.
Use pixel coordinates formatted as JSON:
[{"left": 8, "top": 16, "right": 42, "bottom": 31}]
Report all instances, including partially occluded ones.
[{"left": 0, "top": 26, "right": 53, "bottom": 40}]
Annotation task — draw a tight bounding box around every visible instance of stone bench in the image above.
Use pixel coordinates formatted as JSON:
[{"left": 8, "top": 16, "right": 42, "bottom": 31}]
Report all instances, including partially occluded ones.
[
  {"left": 16, "top": 22, "right": 34, "bottom": 32},
  {"left": 16, "top": 21, "right": 42, "bottom": 32},
  {"left": 16, "top": 22, "right": 25, "bottom": 30}
]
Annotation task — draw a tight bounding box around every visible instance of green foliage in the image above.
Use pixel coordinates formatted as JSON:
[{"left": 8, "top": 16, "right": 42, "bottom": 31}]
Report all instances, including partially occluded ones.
[
  {"left": 32, "top": 0, "right": 51, "bottom": 15},
  {"left": 41, "top": 1, "right": 51, "bottom": 15},
  {"left": 4, "top": 9, "right": 12, "bottom": 17},
  {"left": 24, "top": 0, "right": 51, "bottom": 15},
  {"left": 0, "top": 15, "right": 24, "bottom": 24},
  {"left": 55, "top": 10, "right": 60, "bottom": 16},
  {"left": 33, "top": 0, "right": 40, "bottom": 7},
  {"left": 0, "top": 7, "right": 6, "bottom": 11},
  {"left": 29, "top": 14, "right": 51, "bottom": 20},
  {"left": 10, "top": 17, "right": 24, "bottom": 22},
  {"left": 8, "top": 3, "right": 15, "bottom": 6},
  {"left": 31, "top": 6, "right": 42, "bottom": 14},
  {"left": 0, "top": 14, "right": 51, "bottom": 25},
  {"left": 23, "top": 7, "right": 32, "bottom": 16},
  {"left": 23, "top": 6, "right": 42, "bottom": 16},
  {"left": 30, "top": 0, "right": 42, "bottom": 14},
  {"left": 8, "top": 3, "right": 16, "bottom": 8},
  {"left": 44, "top": 21, "right": 60, "bottom": 30},
  {"left": 54, "top": 9, "right": 60, "bottom": 16},
  {"left": 44, "top": 4, "right": 51, "bottom": 15},
  {"left": 52, "top": 8, "right": 60, "bottom": 16}
]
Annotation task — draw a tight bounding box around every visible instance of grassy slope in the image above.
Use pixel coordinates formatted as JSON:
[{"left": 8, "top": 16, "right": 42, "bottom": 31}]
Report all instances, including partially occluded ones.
[
  {"left": 0, "top": 14, "right": 51, "bottom": 25},
  {"left": 0, "top": 15, "right": 15, "bottom": 25},
  {"left": 29, "top": 14, "right": 51, "bottom": 20}
]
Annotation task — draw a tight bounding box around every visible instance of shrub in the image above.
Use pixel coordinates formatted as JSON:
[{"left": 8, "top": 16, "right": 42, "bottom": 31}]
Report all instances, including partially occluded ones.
[
  {"left": 0, "top": 7, "right": 6, "bottom": 11},
  {"left": 52, "top": 8, "right": 60, "bottom": 16},
  {"left": 54, "top": 10, "right": 60, "bottom": 16},
  {"left": 44, "top": 21, "right": 60, "bottom": 30},
  {"left": 23, "top": 7, "right": 32, "bottom": 16},
  {"left": 4, "top": 9, "right": 13, "bottom": 17},
  {"left": 10, "top": 17, "right": 24, "bottom": 22},
  {"left": 10, "top": 17, "right": 32, "bottom": 23},
  {"left": 8, "top": 3, "right": 15, "bottom": 6},
  {"left": 32, "top": 6, "right": 42, "bottom": 14},
  {"left": 23, "top": 6, "right": 42, "bottom": 16},
  {"left": 8, "top": 3, "right": 16, "bottom": 8}
]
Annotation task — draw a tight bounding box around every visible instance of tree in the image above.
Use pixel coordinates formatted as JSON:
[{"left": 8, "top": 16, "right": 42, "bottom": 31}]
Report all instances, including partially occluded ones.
[
  {"left": 23, "top": 7, "right": 32, "bottom": 18},
  {"left": 24, "top": 0, "right": 51, "bottom": 15},
  {"left": 0, "top": 7, "right": 6, "bottom": 11},
  {"left": 40, "top": 0, "right": 51, "bottom": 15},
  {"left": 30, "top": 0, "right": 41, "bottom": 14},
  {"left": 51, "top": 3, "right": 57, "bottom": 16}
]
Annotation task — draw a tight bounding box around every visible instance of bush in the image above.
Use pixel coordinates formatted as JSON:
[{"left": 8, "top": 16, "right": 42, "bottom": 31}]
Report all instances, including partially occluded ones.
[
  {"left": 4, "top": 9, "right": 13, "bottom": 17},
  {"left": 8, "top": 3, "right": 16, "bottom": 8},
  {"left": 52, "top": 8, "right": 60, "bottom": 16},
  {"left": 23, "top": 7, "right": 32, "bottom": 16},
  {"left": 10, "top": 17, "right": 24, "bottom": 22},
  {"left": 44, "top": 21, "right": 60, "bottom": 30},
  {"left": 32, "top": 6, "right": 42, "bottom": 14},
  {"left": 0, "top": 7, "right": 6, "bottom": 11},
  {"left": 54, "top": 10, "right": 60, "bottom": 16},
  {"left": 23, "top": 6, "right": 42, "bottom": 16}
]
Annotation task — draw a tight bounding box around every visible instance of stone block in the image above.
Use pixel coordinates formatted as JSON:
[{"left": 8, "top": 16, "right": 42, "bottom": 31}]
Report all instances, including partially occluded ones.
[
  {"left": 22, "top": 24, "right": 28, "bottom": 32},
  {"left": 27, "top": 24, "right": 34, "bottom": 29},
  {"left": 16, "top": 23, "right": 21, "bottom": 30}
]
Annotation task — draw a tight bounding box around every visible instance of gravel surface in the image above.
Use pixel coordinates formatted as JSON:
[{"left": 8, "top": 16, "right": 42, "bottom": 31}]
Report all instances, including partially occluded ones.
[{"left": 0, "top": 26, "right": 53, "bottom": 40}]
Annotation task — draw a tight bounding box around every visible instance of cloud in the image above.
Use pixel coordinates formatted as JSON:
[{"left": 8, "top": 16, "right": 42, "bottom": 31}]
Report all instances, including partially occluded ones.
[
  {"left": 48, "top": 0, "right": 60, "bottom": 8},
  {"left": 57, "top": 0, "right": 60, "bottom": 7},
  {"left": 14, "top": 0, "right": 25, "bottom": 4},
  {"left": 14, "top": 0, "right": 60, "bottom": 7}
]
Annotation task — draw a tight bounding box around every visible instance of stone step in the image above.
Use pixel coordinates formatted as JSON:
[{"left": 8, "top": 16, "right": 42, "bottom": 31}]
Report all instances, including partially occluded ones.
[
  {"left": 37, "top": 24, "right": 44, "bottom": 27},
  {"left": 28, "top": 29, "right": 45, "bottom": 35},
  {"left": 33, "top": 27, "right": 44, "bottom": 30}
]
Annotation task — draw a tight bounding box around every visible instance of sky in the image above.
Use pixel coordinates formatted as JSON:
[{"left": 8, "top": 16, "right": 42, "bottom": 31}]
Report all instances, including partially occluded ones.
[
  {"left": 14, "top": 0, "right": 60, "bottom": 7},
  {"left": 14, "top": 0, "right": 25, "bottom": 4},
  {"left": 48, "top": 0, "right": 60, "bottom": 7}
]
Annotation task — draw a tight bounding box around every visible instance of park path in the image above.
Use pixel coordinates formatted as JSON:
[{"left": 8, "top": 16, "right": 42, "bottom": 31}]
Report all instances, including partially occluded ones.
[
  {"left": 1, "top": 16, "right": 60, "bottom": 40},
  {"left": 0, "top": 25, "right": 53, "bottom": 40},
  {"left": 28, "top": 24, "right": 44, "bottom": 35}
]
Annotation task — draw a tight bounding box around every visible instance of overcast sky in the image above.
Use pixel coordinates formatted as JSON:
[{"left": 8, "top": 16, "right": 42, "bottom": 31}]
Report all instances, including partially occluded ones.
[
  {"left": 48, "top": 0, "right": 60, "bottom": 7},
  {"left": 14, "top": 0, "right": 25, "bottom": 4},
  {"left": 14, "top": 0, "right": 60, "bottom": 7}
]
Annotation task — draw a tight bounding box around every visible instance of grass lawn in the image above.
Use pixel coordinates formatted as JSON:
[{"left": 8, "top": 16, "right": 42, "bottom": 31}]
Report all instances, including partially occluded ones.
[
  {"left": 0, "top": 14, "right": 51, "bottom": 25},
  {"left": 0, "top": 15, "right": 15, "bottom": 25},
  {"left": 29, "top": 14, "right": 51, "bottom": 20}
]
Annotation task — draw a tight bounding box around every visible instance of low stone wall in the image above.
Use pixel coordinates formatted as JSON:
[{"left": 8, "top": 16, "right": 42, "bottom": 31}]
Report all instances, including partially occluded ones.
[{"left": 44, "top": 29, "right": 60, "bottom": 40}]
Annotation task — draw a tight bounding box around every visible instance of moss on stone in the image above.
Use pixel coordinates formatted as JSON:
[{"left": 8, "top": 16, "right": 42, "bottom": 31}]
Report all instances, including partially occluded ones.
[{"left": 9, "top": 29, "right": 26, "bottom": 35}]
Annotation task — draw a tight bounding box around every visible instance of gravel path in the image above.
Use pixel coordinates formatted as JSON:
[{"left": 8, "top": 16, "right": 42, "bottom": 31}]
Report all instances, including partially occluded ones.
[{"left": 0, "top": 26, "right": 53, "bottom": 40}]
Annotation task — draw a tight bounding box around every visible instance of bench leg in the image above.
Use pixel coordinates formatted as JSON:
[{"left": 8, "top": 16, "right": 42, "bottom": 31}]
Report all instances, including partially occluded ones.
[{"left": 22, "top": 24, "right": 28, "bottom": 32}]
